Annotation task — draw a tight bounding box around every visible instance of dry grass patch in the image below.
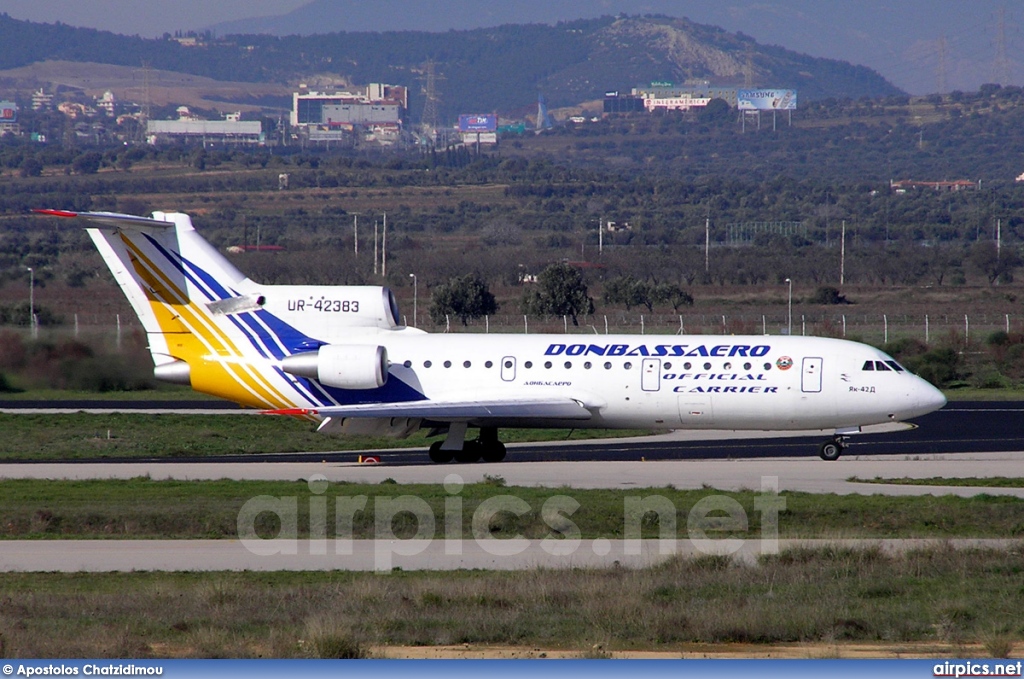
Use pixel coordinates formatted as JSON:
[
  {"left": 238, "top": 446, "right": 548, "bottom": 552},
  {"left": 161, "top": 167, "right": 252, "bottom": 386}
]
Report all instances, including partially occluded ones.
[{"left": 0, "top": 547, "right": 1021, "bottom": 657}]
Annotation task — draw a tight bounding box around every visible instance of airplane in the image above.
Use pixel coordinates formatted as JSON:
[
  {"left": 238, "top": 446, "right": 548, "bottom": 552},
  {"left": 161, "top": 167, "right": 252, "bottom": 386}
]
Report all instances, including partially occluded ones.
[{"left": 34, "top": 208, "right": 947, "bottom": 462}]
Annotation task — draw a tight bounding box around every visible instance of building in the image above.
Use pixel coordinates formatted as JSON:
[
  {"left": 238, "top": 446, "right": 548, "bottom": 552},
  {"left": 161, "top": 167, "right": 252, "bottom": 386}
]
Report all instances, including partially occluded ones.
[
  {"left": 0, "top": 101, "right": 19, "bottom": 136},
  {"left": 147, "top": 116, "right": 263, "bottom": 146},
  {"left": 633, "top": 83, "right": 739, "bottom": 108},
  {"left": 604, "top": 84, "right": 798, "bottom": 115},
  {"left": 96, "top": 91, "right": 116, "bottom": 117},
  {"left": 292, "top": 84, "right": 407, "bottom": 144},
  {"left": 603, "top": 92, "right": 645, "bottom": 114},
  {"left": 292, "top": 84, "right": 407, "bottom": 126},
  {"left": 31, "top": 89, "right": 53, "bottom": 111},
  {"left": 890, "top": 179, "right": 979, "bottom": 193}
]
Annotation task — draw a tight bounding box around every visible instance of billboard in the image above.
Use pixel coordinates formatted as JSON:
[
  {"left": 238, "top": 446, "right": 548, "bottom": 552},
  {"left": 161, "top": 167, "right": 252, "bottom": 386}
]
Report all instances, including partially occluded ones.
[
  {"left": 458, "top": 114, "right": 497, "bottom": 132},
  {"left": 644, "top": 96, "right": 710, "bottom": 112},
  {"left": 737, "top": 89, "right": 797, "bottom": 110},
  {"left": 0, "top": 102, "right": 17, "bottom": 122}
]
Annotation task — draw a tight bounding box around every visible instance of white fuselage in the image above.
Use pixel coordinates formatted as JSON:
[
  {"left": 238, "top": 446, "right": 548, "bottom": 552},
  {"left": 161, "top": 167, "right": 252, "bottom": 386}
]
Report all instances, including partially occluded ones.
[{"left": 266, "top": 328, "right": 946, "bottom": 432}]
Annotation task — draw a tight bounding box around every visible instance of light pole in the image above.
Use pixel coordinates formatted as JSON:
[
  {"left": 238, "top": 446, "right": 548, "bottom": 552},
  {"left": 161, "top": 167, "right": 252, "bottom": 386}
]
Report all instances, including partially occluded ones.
[
  {"left": 409, "top": 273, "right": 417, "bottom": 328},
  {"left": 26, "top": 267, "right": 34, "bottom": 334},
  {"left": 785, "top": 278, "right": 792, "bottom": 336}
]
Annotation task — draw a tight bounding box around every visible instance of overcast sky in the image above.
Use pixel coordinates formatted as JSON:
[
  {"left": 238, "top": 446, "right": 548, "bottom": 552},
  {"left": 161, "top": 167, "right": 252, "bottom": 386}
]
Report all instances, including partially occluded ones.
[{"left": 0, "top": 0, "right": 310, "bottom": 36}]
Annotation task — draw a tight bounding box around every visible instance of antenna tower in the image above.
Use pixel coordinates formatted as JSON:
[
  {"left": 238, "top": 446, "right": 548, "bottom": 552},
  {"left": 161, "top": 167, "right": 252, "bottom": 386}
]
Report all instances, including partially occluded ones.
[{"left": 420, "top": 60, "right": 445, "bottom": 133}]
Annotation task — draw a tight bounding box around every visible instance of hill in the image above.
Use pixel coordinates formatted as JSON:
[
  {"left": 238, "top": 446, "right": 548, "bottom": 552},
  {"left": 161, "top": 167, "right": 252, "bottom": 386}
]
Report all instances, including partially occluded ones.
[
  {"left": 206, "top": 0, "right": 1006, "bottom": 96},
  {"left": 0, "top": 13, "right": 900, "bottom": 119}
]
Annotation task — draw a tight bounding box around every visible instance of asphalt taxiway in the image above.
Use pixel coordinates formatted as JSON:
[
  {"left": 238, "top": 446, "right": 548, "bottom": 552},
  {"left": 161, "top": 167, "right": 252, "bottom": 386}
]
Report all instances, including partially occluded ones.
[{"left": 0, "top": 401, "right": 1021, "bottom": 572}]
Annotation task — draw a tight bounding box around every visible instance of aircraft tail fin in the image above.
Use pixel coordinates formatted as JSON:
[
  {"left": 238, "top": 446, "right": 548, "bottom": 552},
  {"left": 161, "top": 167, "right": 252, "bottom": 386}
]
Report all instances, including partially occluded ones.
[{"left": 32, "top": 209, "right": 288, "bottom": 405}]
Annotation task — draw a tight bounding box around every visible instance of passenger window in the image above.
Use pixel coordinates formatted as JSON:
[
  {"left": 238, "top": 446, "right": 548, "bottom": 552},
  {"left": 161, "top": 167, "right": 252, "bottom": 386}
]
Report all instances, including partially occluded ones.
[
  {"left": 684, "top": 362, "right": 692, "bottom": 370},
  {"left": 424, "top": 360, "right": 432, "bottom": 368},
  {"left": 524, "top": 361, "right": 533, "bottom": 369},
  {"left": 875, "top": 361, "right": 891, "bottom": 371},
  {"left": 485, "top": 361, "right": 493, "bottom": 368},
  {"left": 403, "top": 360, "right": 412, "bottom": 368},
  {"left": 862, "top": 361, "right": 874, "bottom": 371},
  {"left": 723, "top": 362, "right": 732, "bottom": 370},
  {"left": 503, "top": 360, "right": 512, "bottom": 369},
  {"left": 564, "top": 361, "right": 572, "bottom": 369},
  {"left": 443, "top": 360, "right": 452, "bottom": 368},
  {"left": 763, "top": 363, "right": 772, "bottom": 371},
  {"left": 604, "top": 362, "right": 612, "bottom": 370},
  {"left": 544, "top": 361, "right": 552, "bottom": 369},
  {"left": 664, "top": 362, "right": 672, "bottom": 370},
  {"left": 624, "top": 362, "right": 632, "bottom": 370},
  {"left": 703, "top": 362, "right": 712, "bottom": 370},
  {"left": 584, "top": 362, "right": 592, "bottom": 369},
  {"left": 743, "top": 362, "right": 751, "bottom": 371},
  {"left": 463, "top": 361, "right": 471, "bottom": 368}
]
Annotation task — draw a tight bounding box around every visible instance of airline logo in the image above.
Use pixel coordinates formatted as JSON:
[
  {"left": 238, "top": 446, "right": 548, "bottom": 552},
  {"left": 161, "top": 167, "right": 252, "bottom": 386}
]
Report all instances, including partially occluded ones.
[{"left": 544, "top": 343, "right": 771, "bottom": 358}]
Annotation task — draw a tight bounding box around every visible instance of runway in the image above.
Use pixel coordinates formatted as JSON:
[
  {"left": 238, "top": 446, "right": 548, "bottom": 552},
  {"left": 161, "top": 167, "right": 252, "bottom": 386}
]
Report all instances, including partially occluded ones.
[
  {"left": 4, "top": 401, "right": 1021, "bottom": 465},
  {"left": 0, "top": 402, "right": 1022, "bottom": 496},
  {"left": 0, "top": 401, "right": 1021, "bottom": 573},
  {"left": 0, "top": 538, "right": 1020, "bottom": 572}
]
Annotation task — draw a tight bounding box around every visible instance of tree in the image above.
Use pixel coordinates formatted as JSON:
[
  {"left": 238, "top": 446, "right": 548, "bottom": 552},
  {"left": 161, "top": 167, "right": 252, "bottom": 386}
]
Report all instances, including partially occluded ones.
[
  {"left": 603, "top": 275, "right": 651, "bottom": 311},
  {"left": 428, "top": 272, "right": 498, "bottom": 326},
  {"left": 969, "top": 242, "right": 1021, "bottom": 285},
  {"left": 18, "top": 157, "right": 42, "bottom": 178},
  {"left": 71, "top": 152, "right": 101, "bottom": 175},
  {"left": 521, "top": 262, "right": 594, "bottom": 326},
  {"left": 808, "top": 286, "right": 850, "bottom": 305},
  {"left": 651, "top": 283, "right": 694, "bottom": 311},
  {"left": 698, "top": 98, "right": 733, "bottom": 124}
]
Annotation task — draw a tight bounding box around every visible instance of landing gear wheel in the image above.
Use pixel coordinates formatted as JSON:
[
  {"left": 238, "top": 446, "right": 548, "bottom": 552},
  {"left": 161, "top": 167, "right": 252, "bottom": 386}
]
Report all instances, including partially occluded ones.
[
  {"left": 453, "top": 440, "right": 483, "bottom": 464},
  {"left": 819, "top": 439, "right": 844, "bottom": 461},
  {"left": 428, "top": 441, "right": 454, "bottom": 464},
  {"left": 480, "top": 441, "right": 507, "bottom": 463}
]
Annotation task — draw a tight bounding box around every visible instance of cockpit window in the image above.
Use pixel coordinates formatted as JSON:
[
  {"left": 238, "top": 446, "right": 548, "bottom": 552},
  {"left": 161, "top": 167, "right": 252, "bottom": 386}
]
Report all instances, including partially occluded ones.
[{"left": 864, "top": 358, "right": 907, "bottom": 373}]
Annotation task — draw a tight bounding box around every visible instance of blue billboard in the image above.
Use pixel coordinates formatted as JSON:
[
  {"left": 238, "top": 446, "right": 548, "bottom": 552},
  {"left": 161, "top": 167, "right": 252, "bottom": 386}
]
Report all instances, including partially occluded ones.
[
  {"left": 458, "top": 114, "right": 497, "bottom": 132},
  {"left": 737, "top": 89, "right": 797, "bottom": 110}
]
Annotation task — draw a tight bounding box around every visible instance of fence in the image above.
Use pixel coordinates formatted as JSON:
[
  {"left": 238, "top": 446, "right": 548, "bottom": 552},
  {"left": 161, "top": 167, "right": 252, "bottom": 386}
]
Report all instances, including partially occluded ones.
[
  {"left": 5, "top": 310, "right": 1016, "bottom": 350},
  {"left": 410, "top": 311, "right": 1010, "bottom": 348}
]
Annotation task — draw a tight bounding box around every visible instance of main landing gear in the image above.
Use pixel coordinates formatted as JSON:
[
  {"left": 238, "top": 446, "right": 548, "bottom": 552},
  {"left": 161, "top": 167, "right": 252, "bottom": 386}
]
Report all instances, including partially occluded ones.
[
  {"left": 819, "top": 436, "right": 849, "bottom": 461},
  {"left": 428, "top": 426, "right": 507, "bottom": 464}
]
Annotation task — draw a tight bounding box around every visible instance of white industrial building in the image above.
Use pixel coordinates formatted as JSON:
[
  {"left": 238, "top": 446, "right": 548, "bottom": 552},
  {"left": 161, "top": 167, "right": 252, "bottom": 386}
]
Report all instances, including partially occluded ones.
[{"left": 146, "top": 119, "right": 263, "bottom": 145}]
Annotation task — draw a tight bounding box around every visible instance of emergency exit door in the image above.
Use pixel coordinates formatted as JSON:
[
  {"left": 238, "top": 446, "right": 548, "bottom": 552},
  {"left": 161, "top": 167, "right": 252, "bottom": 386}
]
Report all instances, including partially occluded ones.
[
  {"left": 801, "top": 357, "right": 822, "bottom": 393},
  {"left": 641, "top": 358, "right": 661, "bottom": 391}
]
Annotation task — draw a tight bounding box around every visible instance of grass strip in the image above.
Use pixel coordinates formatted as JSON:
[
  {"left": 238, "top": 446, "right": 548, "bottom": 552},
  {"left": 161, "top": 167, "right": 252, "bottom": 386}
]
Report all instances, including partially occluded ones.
[
  {"left": 0, "top": 546, "right": 1021, "bottom": 657},
  {"left": 850, "top": 476, "right": 1024, "bottom": 488},
  {"left": 0, "top": 478, "right": 1022, "bottom": 539},
  {"left": 0, "top": 413, "right": 652, "bottom": 459}
]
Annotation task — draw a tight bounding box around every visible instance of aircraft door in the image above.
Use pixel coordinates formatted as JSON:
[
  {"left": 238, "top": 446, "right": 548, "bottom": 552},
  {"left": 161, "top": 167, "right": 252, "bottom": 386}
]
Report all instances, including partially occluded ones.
[
  {"left": 501, "top": 356, "right": 516, "bottom": 382},
  {"left": 801, "top": 357, "right": 823, "bottom": 393},
  {"left": 641, "top": 358, "right": 661, "bottom": 391}
]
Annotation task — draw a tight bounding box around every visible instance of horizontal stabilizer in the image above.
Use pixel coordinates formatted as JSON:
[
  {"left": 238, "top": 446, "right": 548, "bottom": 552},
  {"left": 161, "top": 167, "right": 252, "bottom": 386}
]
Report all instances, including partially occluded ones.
[
  {"left": 264, "top": 397, "right": 594, "bottom": 421},
  {"left": 32, "top": 209, "right": 174, "bottom": 229}
]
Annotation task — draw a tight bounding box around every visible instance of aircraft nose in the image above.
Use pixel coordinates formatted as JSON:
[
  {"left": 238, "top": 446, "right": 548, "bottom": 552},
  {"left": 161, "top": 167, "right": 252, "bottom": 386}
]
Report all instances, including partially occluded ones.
[{"left": 915, "top": 377, "right": 947, "bottom": 415}]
